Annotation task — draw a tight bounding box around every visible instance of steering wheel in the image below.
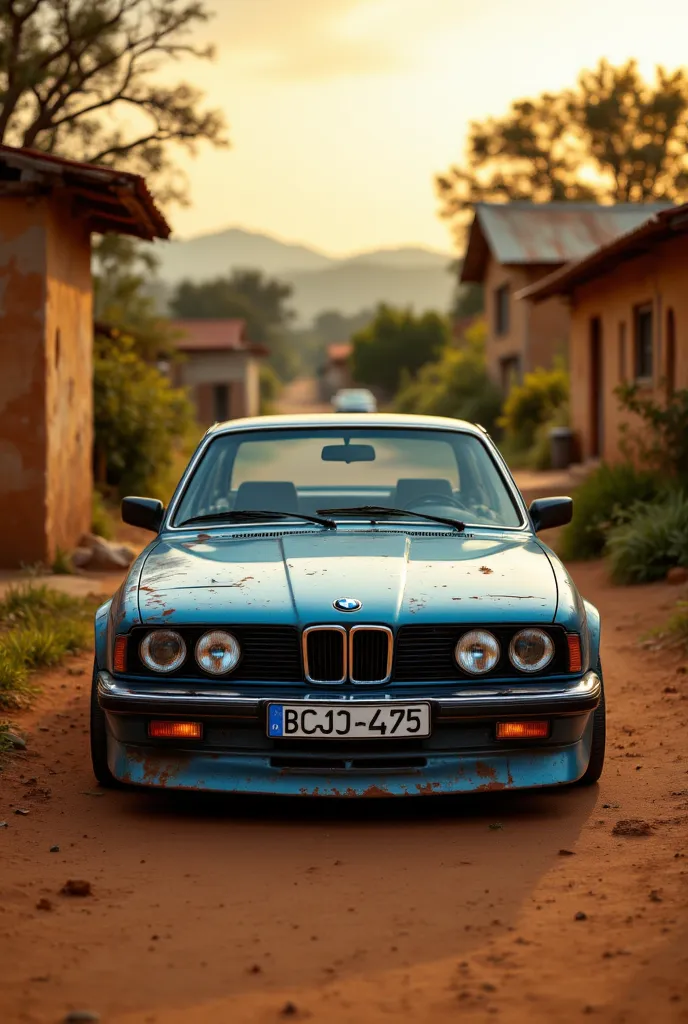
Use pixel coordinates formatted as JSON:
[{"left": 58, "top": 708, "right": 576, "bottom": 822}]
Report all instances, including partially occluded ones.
[{"left": 409, "top": 493, "right": 470, "bottom": 511}]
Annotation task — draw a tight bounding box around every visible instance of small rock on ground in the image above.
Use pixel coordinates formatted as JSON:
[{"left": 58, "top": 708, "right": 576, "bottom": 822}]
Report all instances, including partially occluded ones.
[{"left": 612, "top": 819, "right": 654, "bottom": 837}]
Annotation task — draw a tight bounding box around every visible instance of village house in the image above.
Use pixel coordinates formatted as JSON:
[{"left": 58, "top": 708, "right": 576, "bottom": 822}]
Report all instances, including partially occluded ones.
[
  {"left": 518, "top": 203, "right": 688, "bottom": 464},
  {"left": 169, "top": 319, "right": 266, "bottom": 427},
  {"left": 460, "top": 202, "right": 668, "bottom": 393},
  {"left": 0, "top": 145, "right": 169, "bottom": 570},
  {"left": 318, "top": 341, "right": 353, "bottom": 402}
]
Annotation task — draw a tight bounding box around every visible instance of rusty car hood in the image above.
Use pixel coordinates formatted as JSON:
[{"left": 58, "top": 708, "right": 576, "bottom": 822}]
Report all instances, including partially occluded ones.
[{"left": 134, "top": 529, "right": 559, "bottom": 626}]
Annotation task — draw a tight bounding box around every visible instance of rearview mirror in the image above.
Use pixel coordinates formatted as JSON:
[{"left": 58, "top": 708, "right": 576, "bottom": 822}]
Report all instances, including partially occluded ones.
[
  {"left": 321, "top": 444, "right": 376, "bottom": 463},
  {"left": 529, "top": 496, "right": 573, "bottom": 532},
  {"left": 121, "top": 496, "right": 164, "bottom": 533}
]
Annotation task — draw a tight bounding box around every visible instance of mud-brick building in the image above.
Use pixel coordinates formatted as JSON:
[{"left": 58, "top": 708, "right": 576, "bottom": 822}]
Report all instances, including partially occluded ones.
[
  {"left": 0, "top": 145, "right": 169, "bottom": 569},
  {"left": 460, "top": 202, "right": 668, "bottom": 393},
  {"left": 519, "top": 203, "right": 688, "bottom": 463}
]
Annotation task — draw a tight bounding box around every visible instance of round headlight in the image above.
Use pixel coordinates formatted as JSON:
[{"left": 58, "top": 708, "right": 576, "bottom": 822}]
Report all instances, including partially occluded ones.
[
  {"left": 509, "top": 629, "right": 554, "bottom": 673},
  {"left": 455, "top": 630, "right": 500, "bottom": 675},
  {"left": 196, "top": 630, "right": 241, "bottom": 676},
  {"left": 140, "top": 630, "right": 186, "bottom": 673}
]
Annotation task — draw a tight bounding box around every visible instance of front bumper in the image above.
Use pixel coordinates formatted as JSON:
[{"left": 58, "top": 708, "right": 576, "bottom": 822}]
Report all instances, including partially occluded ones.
[{"left": 97, "top": 670, "right": 601, "bottom": 796}]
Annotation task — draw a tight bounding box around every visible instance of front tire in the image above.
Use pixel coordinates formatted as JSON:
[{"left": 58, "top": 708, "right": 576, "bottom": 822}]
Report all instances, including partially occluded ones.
[
  {"left": 89, "top": 659, "right": 121, "bottom": 788},
  {"left": 575, "top": 662, "right": 606, "bottom": 786}
]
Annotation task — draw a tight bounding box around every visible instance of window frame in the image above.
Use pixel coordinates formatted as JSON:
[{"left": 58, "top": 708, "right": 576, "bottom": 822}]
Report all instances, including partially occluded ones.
[
  {"left": 494, "top": 284, "right": 510, "bottom": 337},
  {"left": 633, "top": 303, "right": 654, "bottom": 383}
]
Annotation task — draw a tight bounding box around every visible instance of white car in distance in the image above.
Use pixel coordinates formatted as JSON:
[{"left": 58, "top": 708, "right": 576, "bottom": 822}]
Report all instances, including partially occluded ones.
[{"left": 332, "top": 388, "right": 377, "bottom": 413}]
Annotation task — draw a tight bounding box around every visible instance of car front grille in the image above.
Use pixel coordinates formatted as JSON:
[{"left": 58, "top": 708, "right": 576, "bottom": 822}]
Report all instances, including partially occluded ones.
[
  {"left": 304, "top": 627, "right": 347, "bottom": 684},
  {"left": 393, "top": 625, "right": 571, "bottom": 681},
  {"left": 127, "top": 625, "right": 302, "bottom": 682},
  {"left": 123, "top": 624, "right": 571, "bottom": 684},
  {"left": 350, "top": 626, "right": 392, "bottom": 683}
]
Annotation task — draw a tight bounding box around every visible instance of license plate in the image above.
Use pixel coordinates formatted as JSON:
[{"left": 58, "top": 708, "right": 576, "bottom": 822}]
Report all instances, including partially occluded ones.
[{"left": 267, "top": 702, "right": 431, "bottom": 739}]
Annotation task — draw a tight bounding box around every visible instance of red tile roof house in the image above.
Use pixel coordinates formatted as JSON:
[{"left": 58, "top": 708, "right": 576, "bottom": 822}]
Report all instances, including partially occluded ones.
[
  {"left": 318, "top": 342, "right": 353, "bottom": 401},
  {"left": 169, "top": 319, "right": 267, "bottom": 426},
  {"left": 460, "top": 202, "right": 670, "bottom": 393},
  {"left": 0, "top": 144, "right": 170, "bottom": 569}
]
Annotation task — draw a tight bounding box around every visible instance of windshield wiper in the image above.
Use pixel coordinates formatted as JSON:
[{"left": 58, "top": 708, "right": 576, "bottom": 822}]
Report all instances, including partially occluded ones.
[
  {"left": 178, "top": 509, "right": 337, "bottom": 530},
  {"left": 317, "top": 505, "right": 465, "bottom": 532}
]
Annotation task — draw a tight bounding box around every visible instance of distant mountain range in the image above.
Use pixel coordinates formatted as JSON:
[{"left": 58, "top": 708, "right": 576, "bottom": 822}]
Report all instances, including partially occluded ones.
[{"left": 151, "top": 227, "right": 456, "bottom": 324}]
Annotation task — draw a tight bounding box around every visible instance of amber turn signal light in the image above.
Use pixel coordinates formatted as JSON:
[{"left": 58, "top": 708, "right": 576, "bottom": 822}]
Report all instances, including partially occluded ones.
[
  {"left": 148, "top": 721, "right": 203, "bottom": 740},
  {"left": 567, "top": 634, "right": 582, "bottom": 673},
  {"left": 113, "top": 635, "right": 128, "bottom": 673},
  {"left": 496, "top": 720, "right": 549, "bottom": 740}
]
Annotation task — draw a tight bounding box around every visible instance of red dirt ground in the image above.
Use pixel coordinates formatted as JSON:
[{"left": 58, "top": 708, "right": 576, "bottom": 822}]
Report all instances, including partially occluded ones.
[{"left": 1, "top": 561, "right": 687, "bottom": 1024}]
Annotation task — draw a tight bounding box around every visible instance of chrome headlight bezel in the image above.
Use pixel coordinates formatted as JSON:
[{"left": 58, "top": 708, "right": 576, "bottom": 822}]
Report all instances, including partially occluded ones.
[
  {"left": 455, "top": 629, "right": 501, "bottom": 675},
  {"left": 195, "top": 630, "right": 241, "bottom": 676},
  {"left": 139, "top": 630, "right": 187, "bottom": 674},
  {"left": 509, "top": 628, "right": 555, "bottom": 673}
]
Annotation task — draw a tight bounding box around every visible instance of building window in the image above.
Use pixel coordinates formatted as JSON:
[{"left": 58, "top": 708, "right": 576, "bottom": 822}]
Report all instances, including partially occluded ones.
[
  {"left": 634, "top": 304, "right": 653, "bottom": 381},
  {"left": 213, "top": 384, "right": 229, "bottom": 422},
  {"left": 618, "top": 322, "right": 626, "bottom": 383},
  {"left": 494, "top": 285, "right": 510, "bottom": 336}
]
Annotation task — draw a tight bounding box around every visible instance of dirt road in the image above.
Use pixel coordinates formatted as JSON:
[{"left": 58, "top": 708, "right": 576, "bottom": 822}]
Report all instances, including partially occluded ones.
[{"left": 1, "top": 561, "right": 687, "bottom": 1024}]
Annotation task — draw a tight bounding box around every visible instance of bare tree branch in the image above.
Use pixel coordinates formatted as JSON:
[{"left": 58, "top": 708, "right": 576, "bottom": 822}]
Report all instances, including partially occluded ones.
[{"left": 0, "top": 0, "right": 227, "bottom": 204}]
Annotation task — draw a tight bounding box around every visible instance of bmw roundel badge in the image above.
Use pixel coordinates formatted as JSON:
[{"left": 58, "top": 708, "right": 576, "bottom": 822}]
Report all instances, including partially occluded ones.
[{"left": 333, "top": 597, "right": 362, "bottom": 612}]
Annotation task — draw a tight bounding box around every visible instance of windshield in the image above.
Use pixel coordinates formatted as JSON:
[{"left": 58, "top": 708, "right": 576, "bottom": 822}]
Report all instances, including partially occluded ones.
[{"left": 172, "top": 427, "right": 523, "bottom": 529}]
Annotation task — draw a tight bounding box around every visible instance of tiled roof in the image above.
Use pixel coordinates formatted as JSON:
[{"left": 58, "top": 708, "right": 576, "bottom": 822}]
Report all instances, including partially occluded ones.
[
  {"left": 0, "top": 144, "right": 170, "bottom": 240},
  {"left": 170, "top": 319, "right": 267, "bottom": 356},
  {"left": 327, "top": 342, "right": 352, "bottom": 363}
]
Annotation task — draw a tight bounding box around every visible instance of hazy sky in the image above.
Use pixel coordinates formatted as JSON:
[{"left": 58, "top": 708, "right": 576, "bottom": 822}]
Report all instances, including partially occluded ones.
[{"left": 165, "top": 0, "right": 688, "bottom": 254}]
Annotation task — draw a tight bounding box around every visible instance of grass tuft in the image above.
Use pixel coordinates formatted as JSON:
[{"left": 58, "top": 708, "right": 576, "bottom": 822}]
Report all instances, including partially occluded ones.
[{"left": 0, "top": 585, "right": 94, "bottom": 708}]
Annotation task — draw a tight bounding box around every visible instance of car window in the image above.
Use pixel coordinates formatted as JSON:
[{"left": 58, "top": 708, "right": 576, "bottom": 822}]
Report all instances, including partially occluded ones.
[{"left": 172, "top": 428, "right": 522, "bottom": 528}]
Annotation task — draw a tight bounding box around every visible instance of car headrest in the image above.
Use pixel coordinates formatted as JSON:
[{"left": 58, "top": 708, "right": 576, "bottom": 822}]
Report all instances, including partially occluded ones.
[
  {"left": 234, "top": 481, "right": 298, "bottom": 514},
  {"left": 394, "top": 478, "right": 452, "bottom": 508}
]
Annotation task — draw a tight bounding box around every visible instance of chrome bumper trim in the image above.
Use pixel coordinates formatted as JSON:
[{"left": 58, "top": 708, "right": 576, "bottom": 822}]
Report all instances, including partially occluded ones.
[{"left": 97, "top": 671, "right": 601, "bottom": 719}]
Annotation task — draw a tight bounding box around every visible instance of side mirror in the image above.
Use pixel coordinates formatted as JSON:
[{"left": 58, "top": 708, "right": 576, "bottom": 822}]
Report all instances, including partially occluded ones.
[
  {"left": 529, "top": 496, "right": 573, "bottom": 532},
  {"left": 121, "top": 496, "right": 164, "bottom": 533}
]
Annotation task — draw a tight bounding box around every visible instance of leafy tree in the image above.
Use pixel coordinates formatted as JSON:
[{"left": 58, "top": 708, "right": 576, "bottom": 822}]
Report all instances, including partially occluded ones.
[
  {"left": 350, "top": 305, "right": 449, "bottom": 396},
  {"left": 170, "top": 269, "right": 294, "bottom": 342},
  {"left": 394, "top": 319, "right": 501, "bottom": 432},
  {"left": 312, "top": 308, "right": 375, "bottom": 345},
  {"left": 0, "top": 0, "right": 227, "bottom": 204},
  {"left": 170, "top": 268, "right": 300, "bottom": 381},
  {"left": 437, "top": 59, "right": 688, "bottom": 237},
  {"left": 93, "top": 235, "right": 178, "bottom": 360}
]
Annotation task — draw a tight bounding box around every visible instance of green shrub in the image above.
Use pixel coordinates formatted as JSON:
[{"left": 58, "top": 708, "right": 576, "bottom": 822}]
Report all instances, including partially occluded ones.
[
  {"left": 559, "top": 462, "right": 665, "bottom": 561},
  {"left": 606, "top": 491, "right": 688, "bottom": 584},
  {"left": 617, "top": 385, "right": 688, "bottom": 481},
  {"left": 394, "top": 319, "right": 502, "bottom": 433},
  {"left": 91, "top": 489, "right": 114, "bottom": 540},
  {"left": 259, "top": 364, "right": 282, "bottom": 415},
  {"left": 94, "top": 330, "right": 194, "bottom": 499},
  {"left": 498, "top": 364, "right": 569, "bottom": 451}
]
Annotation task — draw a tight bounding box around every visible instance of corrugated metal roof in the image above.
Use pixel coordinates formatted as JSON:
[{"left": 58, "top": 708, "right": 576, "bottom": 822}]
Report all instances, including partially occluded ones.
[
  {"left": 517, "top": 202, "right": 688, "bottom": 302},
  {"left": 171, "top": 319, "right": 267, "bottom": 356},
  {"left": 460, "top": 202, "right": 671, "bottom": 282}
]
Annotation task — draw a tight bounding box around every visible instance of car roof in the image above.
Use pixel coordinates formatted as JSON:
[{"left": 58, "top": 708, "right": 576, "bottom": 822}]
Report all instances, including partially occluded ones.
[{"left": 205, "top": 412, "right": 485, "bottom": 437}]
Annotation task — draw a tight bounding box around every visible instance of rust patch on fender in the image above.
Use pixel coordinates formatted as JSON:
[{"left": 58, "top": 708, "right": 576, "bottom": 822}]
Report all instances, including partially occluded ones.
[
  {"left": 162, "top": 608, "right": 175, "bottom": 617},
  {"left": 479, "top": 566, "right": 493, "bottom": 574},
  {"left": 476, "top": 761, "right": 497, "bottom": 780},
  {"left": 415, "top": 781, "right": 441, "bottom": 795},
  {"left": 475, "top": 780, "right": 508, "bottom": 792}
]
